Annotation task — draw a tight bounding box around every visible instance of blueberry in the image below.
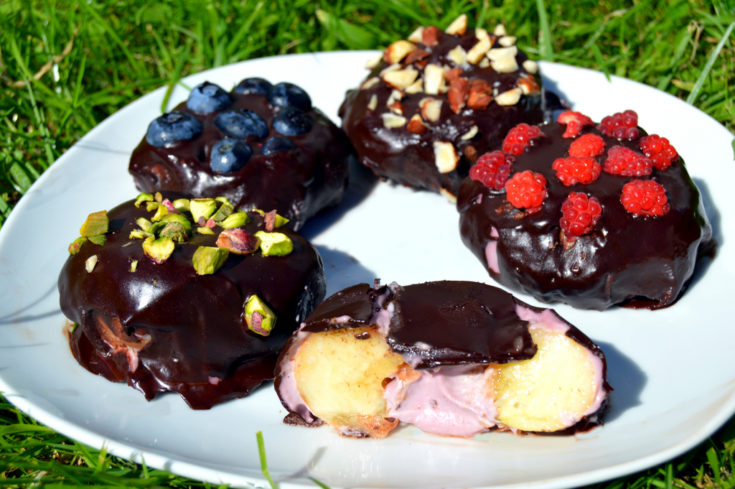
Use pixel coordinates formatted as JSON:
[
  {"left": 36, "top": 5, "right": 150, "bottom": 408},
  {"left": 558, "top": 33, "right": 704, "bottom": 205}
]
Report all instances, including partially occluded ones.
[
  {"left": 261, "top": 136, "right": 297, "bottom": 156},
  {"left": 233, "top": 77, "right": 273, "bottom": 96},
  {"left": 267, "top": 82, "right": 312, "bottom": 111},
  {"left": 209, "top": 139, "right": 252, "bottom": 173},
  {"left": 186, "top": 82, "right": 232, "bottom": 114},
  {"left": 273, "top": 107, "right": 313, "bottom": 136},
  {"left": 146, "top": 111, "right": 203, "bottom": 147},
  {"left": 214, "top": 109, "right": 269, "bottom": 140}
]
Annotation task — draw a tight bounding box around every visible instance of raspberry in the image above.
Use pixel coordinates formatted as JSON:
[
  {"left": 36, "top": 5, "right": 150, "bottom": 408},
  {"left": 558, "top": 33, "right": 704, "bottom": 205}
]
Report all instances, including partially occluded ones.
[
  {"left": 603, "top": 146, "right": 652, "bottom": 176},
  {"left": 569, "top": 133, "right": 605, "bottom": 157},
  {"left": 469, "top": 151, "right": 514, "bottom": 190},
  {"left": 552, "top": 156, "right": 602, "bottom": 186},
  {"left": 557, "top": 110, "right": 593, "bottom": 138},
  {"left": 560, "top": 192, "right": 602, "bottom": 237},
  {"left": 598, "top": 110, "right": 639, "bottom": 139},
  {"left": 505, "top": 170, "right": 547, "bottom": 211},
  {"left": 639, "top": 134, "right": 678, "bottom": 170},
  {"left": 502, "top": 123, "right": 544, "bottom": 155},
  {"left": 620, "top": 179, "right": 670, "bottom": 217}
]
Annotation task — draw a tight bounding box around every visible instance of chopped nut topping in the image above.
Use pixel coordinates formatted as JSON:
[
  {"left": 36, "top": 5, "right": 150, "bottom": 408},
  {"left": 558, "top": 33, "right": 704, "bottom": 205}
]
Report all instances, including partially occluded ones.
[
  {"left": 380, "top": 63, "right": 401, "bottom": 75},
  {"left": 493, "top": 24, "right": 507, "bottom": 36},
  {"left": 439, "top": 187, "right": 457, "bottom": 203},
  {"left": 243, "top": 294, "right": 276, "bottom": 336},
  {"left": 382, "top": 67, "right": 419, "bottom": 89},
  {"left": 361, "top": 77, "right": 380, "bottom": 90},
  {"left": 422, "top": 25, "right": 441, "bottom": 46},
  {"left": 434, "top": 141, "right": 459, "bottom": 173},
  {"left": 216, "top": 228, "right": 260, "bottom": 255},
  {"left": 192, "top": 246, "right": 229, "bottom": 275},
  {"left": 68, "top": 237, "right": 87, "bottom": 255},
  {"left": 522, "top": 59, "right": 539, "bottom": 74},
  {"left": 491, "top": 56, "right": 519, "bottom": 73},
  {"left": 447, "top": 45, "right": 467, "bottom": 66},
  {"left": 405, "top": 49, "right": 430, "bottom": 65},
  {"left": 381, "top": 112, "right": 407, "bottom": 128},
  {"left": 464, "top": 144, "right": 478, "bottom": 162},
  {"left": 408, "top": 26, "right": 424, "bottom": 43},
  {"left": 498, "top": 36, "right": 517, "bottom": 47},
  {"left": 384, "top": 40, "right": 417, "bottom": 64},
  {"left": 467, "top": 78, "right": 493, "bottom": 109},
  {"left": 80, "top": 210, "right": 109, "bottom": 237},
  {"left": 448, "top": 77, "right": 470, "bottom": 113},
  {"left": 255, "top": 231, "right": 294, "bottom": 257},
  {"left": 388, "top": 100, "right": 403, "bottom": 114},
  {"left": 479, "top": 57, "right": 490, "bottom": 68},
  {"left": 445, "top": 14, "right": 468, "bottom": 35},
  {"left": 445, "top": 67, "right": 463, "bottom": 82},
  {"left": 365, "top": 53, "right": 383, "bottom": 70},
  {"left": 466, "top": 36, "right": 492, "bottom": 64},
  {"left": 487, "top": 46, "right": 518, "bottom": 61},
  {"left": 404, "top": 80, "right": 423, "bottom": 94},
  {"left": 517, "top": 73, "right": 541, "bottom": 95},
  {"left": 367, "top": 94, "right": 378, "bottom": 110},
  {"left": 85, "top": 255, "right": 98, "bottom": 273},
  {"left": 143, "top": 236, "right": 175, "bottom": 264},
  {"left": 475, "top": 27, "right": 491, "bottom": 43},
  {"left": 129, "top": 259, "right": 138, "bottom": 272},
  {"left": 461, "top": 125, "right": 479, "bottom": 140},
  {"left": 423, "top": 63, "right": 445, "bottom": 95},
  {"left": 495, "top": 87, "right": 523, "bottom": 105},
  {"left": 407, "top": 114, "right": 428, "bottom": 134},
  {"left": 420, "top": 98, "right": 443, "bottom": 122}
]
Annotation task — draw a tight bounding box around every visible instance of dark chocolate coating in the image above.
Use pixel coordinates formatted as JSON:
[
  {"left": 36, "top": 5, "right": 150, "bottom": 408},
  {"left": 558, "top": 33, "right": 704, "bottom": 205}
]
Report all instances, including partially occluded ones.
[
  {"left": 457, "top": 122, "right": 713, "bottom": 310},
  {"left": 338, "top": 31, "right": 544, "bottom": 196},
  {"left": 276, "top": 280, "right": 609, "bottom": 434},
  {"left": 59, "top": 196, "right": 325, "bottom": 409},
  {"left": 129, "top": 81, "right": 353, "bottom": 231}
]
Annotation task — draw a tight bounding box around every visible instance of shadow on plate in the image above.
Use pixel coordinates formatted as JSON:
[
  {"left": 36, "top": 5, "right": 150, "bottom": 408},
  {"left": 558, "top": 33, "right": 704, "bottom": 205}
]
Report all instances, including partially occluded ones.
[
  {"left": 0, "top": 283, "right": 62, "bottom": 326},
  {"left": 314, "top": 245, "right": 378, "bottom": 295},
  {"left": 300, "top": 156, "right": 378, "bottom": 240},
  {"left": 596, "top": 340, "right": 646, "bottom": 423},
  {"left": 685, "top": 177, "right": 720, "bottom": 293}
]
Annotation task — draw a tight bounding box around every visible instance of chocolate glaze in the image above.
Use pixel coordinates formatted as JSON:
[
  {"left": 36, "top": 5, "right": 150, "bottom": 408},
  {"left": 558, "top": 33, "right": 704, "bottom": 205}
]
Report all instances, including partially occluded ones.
[
  {"left": 457, "top": 122, "right": 713, "bottom": 310},
  {"left": 129, "top": 81, "right": 353, "bottom": 231},
  {"left": 276, "top": 280, "right": 610, "bottom": 434},
  {"left": 59, "top": 196, "right": 325, "bottom": 409},
  {"left": 338, "top": 29, "right": 544, "bottom": 196}
]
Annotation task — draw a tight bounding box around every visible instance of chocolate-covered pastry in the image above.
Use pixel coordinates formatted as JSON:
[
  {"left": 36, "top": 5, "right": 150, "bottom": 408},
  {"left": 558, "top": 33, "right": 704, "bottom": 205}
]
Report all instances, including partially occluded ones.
[
  {"left": 129, "top": 78, "right": 352, "bottom": 230},
  {"left": 338, "top": 14, "right": 544, "bottom": 198},
  {"left": 276, "top": 281, "right": 610, "bottom": 438},
  {"left": 59, "top": 193, "right": 325, "bottom": 409},
  {"left": 457, "top": 110, "right": 713, "bottom": 310}
]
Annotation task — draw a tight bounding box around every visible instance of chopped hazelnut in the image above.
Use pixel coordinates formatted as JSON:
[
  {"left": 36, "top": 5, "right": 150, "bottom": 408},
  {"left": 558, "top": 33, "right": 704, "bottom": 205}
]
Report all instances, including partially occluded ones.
[
  {"left": 445, "top": 14, "right": 468, "bottom": 35},
  {"left": 423, "top": 63, "right": 445, "bottom": 95},
  {"left": 384, "top": 40, "right": 417, "bottom": 64},
  {"left": 495, "top": 87, "right": 523, "bottom": 106},
  {"left": 433, "top": 141, "right": 459, "bottom": 173}
]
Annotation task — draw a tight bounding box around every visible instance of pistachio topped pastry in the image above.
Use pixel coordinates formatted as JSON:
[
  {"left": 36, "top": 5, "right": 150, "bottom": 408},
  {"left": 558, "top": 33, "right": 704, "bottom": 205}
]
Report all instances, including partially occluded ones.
[{"left": 59, "top": 192, "right": 325, "bottom": 409}]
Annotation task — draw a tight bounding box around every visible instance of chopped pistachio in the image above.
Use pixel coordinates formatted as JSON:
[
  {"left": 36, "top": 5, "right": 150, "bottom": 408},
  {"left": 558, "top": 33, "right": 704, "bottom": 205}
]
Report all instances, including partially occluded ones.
[
  {"left": 146, "top": 201, "right": 160, "bottom": 212},
  {"left": 134, "top": 192, "right": 154, "bottom": 208},
  {"left": 211, "top": 200, "right": 235, "bottom": 223},
  {"left": 130, "top": 259, "right": 138, "bottom": 272},
  {"left": 192, "top": 246, "right": 229, "bottom": 275},
  {"left": 142, "top": 236, "right": 175, "bottom": 264},
  {"left": 88, "top": 234, "right": 107, "bottom": 246},
  {"left": 154, "top": 191, "right": 163, "bottom": 203},
  {"left": 216, "top": 228, "right": 260, "bottom": 255},
  {"left": 68, "top": 236, "right": 87, "bottom": 255},
  {"left": 197, "top": 226, "right": 216, "bottom": 235},
  {"left": 150, "top": 203, "right": 169, "bottom": 222},
  {"left": 159, "top": 222, "right": 189, "bottom": 243},
  {"left": 85, "top": 254, "right": 98, "bottom": 273},
  {"left": 215, "top": 196, "right": 233, "bottom": 206},
  {"left": 243, "top": 294, "right": 276, "bottom": 336},
  {"left": 160, "top": 213, "right": 192, "bottom": 232},
  {"left": 129, "top": 228, "right": 150, "bottom": 240},
  {"left": 220, "top": 211, "right": 250, "bottom": 229},
  {"left": 255, "top": 231, "right": 293, "bottom": 256},
  {"left": 173, "top": 198, "right": 190, "bottom": 212},
  {"left": 252, "top": 208, "right": 266, "bottom": 217},
  {"left": 79, "top": 210, "right": 108, "bottom": 237},
  {"left": 136, "top": 217, "right": 153, "bottom": 232},
  {"left": 273, "top": 213, "right": 289, "bottom": 228},
  {"left": 190, "top": 198, "right": 218, "bottom": 224}
]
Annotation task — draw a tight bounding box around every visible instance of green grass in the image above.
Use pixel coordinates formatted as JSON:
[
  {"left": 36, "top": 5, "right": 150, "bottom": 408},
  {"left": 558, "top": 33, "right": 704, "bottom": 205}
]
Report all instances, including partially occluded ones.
[{"left": 0, "top": 0, "right": 733, "bottom": 487}]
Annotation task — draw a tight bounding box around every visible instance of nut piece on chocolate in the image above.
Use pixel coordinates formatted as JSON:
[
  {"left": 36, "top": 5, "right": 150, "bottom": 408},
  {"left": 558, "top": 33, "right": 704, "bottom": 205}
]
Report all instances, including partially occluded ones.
[
  {"left": 275, "top": 281, "right": 610, "bottom": 438},
  {"left": 130, "top": 79, "right": 354, "bottom": 231},
  {"left": 457, "top": 111, "right": 714, "bottom": 310},
  {"left": 339, "top": 15, "right": 545, "bottom": 200},
  {"left": 58, "top": 193, "right": 326, "bottom": 409}
]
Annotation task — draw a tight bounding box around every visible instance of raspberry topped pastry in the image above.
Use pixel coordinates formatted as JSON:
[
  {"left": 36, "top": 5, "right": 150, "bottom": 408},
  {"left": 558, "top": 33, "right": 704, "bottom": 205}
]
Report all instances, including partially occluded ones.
[
  {"left": 338, "top": 14, "right": 545, "bottom": 199},
  {"left": 458, "top": 110, "right": 713, "bottom": 310},
  {"left": 275, "top": 281, "right": 610, "bottom": 438},
  {"left": 129, "top": 78, "right": 352, "bottom": 230},
  {"left": 59, "top": 192, "right": 325, "bottom": 409}
]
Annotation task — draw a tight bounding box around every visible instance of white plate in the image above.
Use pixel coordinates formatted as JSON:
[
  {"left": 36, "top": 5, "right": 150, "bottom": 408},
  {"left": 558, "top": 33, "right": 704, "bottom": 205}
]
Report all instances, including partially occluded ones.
[{"left": 1, "top": 52, "right": 734, "bottom": 489}]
